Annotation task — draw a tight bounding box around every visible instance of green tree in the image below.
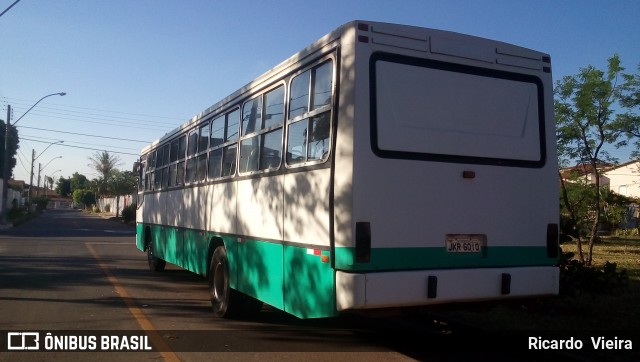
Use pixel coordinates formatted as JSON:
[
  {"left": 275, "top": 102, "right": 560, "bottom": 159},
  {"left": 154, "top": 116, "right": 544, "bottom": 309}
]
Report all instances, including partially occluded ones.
[
  {"left": 0, "top": 120, "right": 20, "bottom": 178},
  {"left": 88, "top": 151, "right": 121, "bottom": 196},
  {"left": 44, "top": 176, "right": 54, "bottom": 191},
  {"left": 108, "top": 170, "right": 137, "bottom": 217},
  {"left": 72, "top": 189, "right": 95, "bottom": 209},
  {"left": 55, "top": 177, "right": 71, "bottom": 197},
  {"left": 556, "top": 54, "right": 638, "bottom": 265},
  {"left": 612, "top": 64, "right": 640, "bottom": 156},
  {"left": 69, "top": 172, "right": 88, "bottom": 193}
]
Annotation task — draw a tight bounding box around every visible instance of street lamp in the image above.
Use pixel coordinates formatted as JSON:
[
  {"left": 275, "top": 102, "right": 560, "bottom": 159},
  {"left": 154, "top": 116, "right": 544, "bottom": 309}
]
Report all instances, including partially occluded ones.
[
  {"left": 1, "top": 92, "right": 66, "bottom": 225},
  {"left": 28, "top": 140, "right": 64, "bottom": 206},
  {"left": 37, "top": 156, "right": 62, "bottom": 196}
]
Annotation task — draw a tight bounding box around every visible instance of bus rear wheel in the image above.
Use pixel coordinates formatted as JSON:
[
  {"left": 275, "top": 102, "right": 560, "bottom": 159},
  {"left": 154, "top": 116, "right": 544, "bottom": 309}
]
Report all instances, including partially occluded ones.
[
  {"left": 209, "top": 246, "right": 242, "bottom": 318},
  {"left": 147, "top": 241, "right": 166, "bottom": 272}
]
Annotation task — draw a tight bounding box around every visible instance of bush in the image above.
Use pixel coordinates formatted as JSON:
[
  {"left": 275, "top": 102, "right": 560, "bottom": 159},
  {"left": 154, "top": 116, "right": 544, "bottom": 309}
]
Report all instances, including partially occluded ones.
[
  {"left": 559, "top": 251, "right": 629, "bottom": 296},
  {"left": 8, "top": 199, "right": 21, "bottom": 219},
  {"left": 32, "top": 196, "right": 50, "bottom": 211},
  {"left": 104, "top": 204, "right": 111, "bottom": 213},
  {"left": 121, "top": 203, "right": 136, "bottom": 223},
  {"left": 93, "top": 206, "right": 100, "bottom": 213}
]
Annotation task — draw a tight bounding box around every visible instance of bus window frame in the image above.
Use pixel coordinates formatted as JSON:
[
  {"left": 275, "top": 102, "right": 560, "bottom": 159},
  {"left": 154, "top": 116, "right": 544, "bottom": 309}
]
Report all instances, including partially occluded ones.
[
  {"left": 285, "top": 57, "right": 335, "bottom": 169},
  {"left": 238, "top": 82, "right": 286, "bottom": 176}
]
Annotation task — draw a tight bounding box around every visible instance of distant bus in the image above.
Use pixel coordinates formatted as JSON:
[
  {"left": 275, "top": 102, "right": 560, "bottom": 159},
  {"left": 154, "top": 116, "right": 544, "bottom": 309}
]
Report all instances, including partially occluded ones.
[{"left": 134, "top": 20, "right": 559, "bottom": 319}]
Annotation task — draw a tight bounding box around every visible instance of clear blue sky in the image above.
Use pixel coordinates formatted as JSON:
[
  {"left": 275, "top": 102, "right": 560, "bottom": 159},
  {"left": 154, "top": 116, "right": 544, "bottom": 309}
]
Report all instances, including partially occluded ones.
[{"left": 1, "top": 0, "right": 639, "bottom": 184}]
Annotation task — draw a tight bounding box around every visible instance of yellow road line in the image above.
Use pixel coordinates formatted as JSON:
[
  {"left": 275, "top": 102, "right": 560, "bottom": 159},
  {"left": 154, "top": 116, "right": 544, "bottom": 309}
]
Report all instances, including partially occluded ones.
[{"left": 86, "top": 243, "right": 180, "bottom": 361}]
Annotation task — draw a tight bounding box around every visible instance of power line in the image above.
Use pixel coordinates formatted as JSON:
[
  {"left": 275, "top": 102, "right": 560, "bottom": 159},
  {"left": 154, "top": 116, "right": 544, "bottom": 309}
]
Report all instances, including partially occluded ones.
[
  {"left": 10, "top": 104, "right": 178, "bottom": 128},
  {"left": 3, "top": 96, "right": 184, "bottom": 123},
  {"left": 17, "top": 125, "right": 150, "bottom": 143},
  {"left": 4, "top": 96, "right": 182, "bottom": 132},
  {"left": 15, "top": 149, "right": 31, "bottom": 176},
  {"left": 0, "top": 0, "right": 20, "bottom": 18},
  {"left": 9, "top": 109, "right": 170, "bottom": 132},
  {"left": 21, "top": 134, "right": 141, "bottom": 151},
  {"left": 21, "top": 137, "right": 139, "bottom": 156}
]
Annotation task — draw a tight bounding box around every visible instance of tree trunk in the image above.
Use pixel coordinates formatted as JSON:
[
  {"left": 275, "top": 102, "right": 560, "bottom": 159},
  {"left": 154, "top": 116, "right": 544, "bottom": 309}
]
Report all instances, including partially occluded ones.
[
  {"left": 585, "top": 163, "right": 602, "bottom": 266},
  {"left": 559, "top": 171, "right": 585, "bottom": 263}
]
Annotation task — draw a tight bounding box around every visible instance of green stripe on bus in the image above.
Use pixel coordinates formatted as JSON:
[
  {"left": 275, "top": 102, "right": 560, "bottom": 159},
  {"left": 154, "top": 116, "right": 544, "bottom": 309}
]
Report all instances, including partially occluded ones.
[
  {"left": 135, "top": 223, "right": 144, "bottom": 250},
  {"left": 236, "top": 240, "right": 337, "bottom": 317},
  {"left": 334, "top": 246, "right": 556, "bottom": 271},
  {"left": 237, "top": 238, "right": 284, "bottom": 310},
  {"left": 138, "top": 224, "right": 337, "bottom": 318},
  {"left": 284, "top": 245, "right": 336, "bottom": 318}
]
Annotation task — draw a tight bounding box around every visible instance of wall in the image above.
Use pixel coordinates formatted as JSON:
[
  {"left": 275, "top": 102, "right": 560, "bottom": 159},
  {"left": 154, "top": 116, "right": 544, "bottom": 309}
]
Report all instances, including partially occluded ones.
[
  {"left": 97, "top": 194, "right": 134, "bottom": 215},
  {"left": 0, "top": 179, "right": 25, "bottom": 208},
  {"left": 603, "top": 162, "right": 640, "bottom": 198}
]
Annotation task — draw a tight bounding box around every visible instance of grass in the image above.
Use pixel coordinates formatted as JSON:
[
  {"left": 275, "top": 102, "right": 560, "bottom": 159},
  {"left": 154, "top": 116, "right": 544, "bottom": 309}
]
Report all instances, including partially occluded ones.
[{"left": 433, "top": 238, "right": 639, "bottom": 360}]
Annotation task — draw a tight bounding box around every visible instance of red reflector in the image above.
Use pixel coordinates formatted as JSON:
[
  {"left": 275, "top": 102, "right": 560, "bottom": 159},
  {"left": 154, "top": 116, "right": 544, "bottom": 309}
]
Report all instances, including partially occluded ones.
[
  {"left": 462, "top": 171, "right": 476, "bottom": 179},
  {"left": 314, "top": 249, "right": 321, "bottom": 256}
]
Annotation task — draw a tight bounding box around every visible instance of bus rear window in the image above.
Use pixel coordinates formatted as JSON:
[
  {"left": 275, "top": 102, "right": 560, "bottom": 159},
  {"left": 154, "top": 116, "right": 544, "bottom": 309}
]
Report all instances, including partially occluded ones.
[{"left": 371, "top": 54, "right": 546, "bottom": 167}]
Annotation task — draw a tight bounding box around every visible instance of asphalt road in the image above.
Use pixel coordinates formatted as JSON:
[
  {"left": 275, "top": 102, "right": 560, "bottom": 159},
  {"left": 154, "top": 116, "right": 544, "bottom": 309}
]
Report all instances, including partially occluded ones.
[{"left": 0, "top": 210, "right": 578, "bottom": 362}]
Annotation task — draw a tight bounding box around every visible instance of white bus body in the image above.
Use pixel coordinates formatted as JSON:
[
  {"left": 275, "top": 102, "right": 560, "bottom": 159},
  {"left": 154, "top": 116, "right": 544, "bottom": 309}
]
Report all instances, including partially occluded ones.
[{"left": 136, "top": 20, "right": 559, "bottom": 319}]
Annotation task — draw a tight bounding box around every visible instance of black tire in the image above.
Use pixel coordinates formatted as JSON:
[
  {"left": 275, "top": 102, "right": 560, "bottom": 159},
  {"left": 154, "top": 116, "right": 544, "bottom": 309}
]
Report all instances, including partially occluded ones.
[
  {"left": 147, "top": 241, "right": 166, "bottom": 272},
  {"left": 209, "top": 246, "right": 242, "bottom": 318}
]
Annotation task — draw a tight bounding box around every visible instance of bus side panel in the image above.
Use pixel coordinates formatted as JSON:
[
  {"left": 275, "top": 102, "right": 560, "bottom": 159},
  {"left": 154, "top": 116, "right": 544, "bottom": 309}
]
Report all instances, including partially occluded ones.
[
  {"left": 331, "top": 27, "right": 357, "bottom": 261},
  {"left": 141, "top": 192, "right": 155, "bottom": 226},
  {"left": 135, "top": 222, "right": 144, "bottom": 251},
  {"left": 238, "top": 239, "right": 284, "bottom": 310},
  {"left": 183, "top": 185, "right": 205, "bottom": 232},
  {"left": 284, "top": 245, "right": 336, "bottom": 318},
  {"left": 163, "top": 189, "right": 184, "bottom": 266},
  {"left": 207, "top": 181, "right": 237, "bottom": 235},
  {"left": 137, "top": 192, "right": 157, "bottom": 252},
  {"left": 237, "top": 176, "right": 284, "bottom": 309},
  {"left": 237, "top": 177, "right": 283, "bottom": 241},
  {"left": 182, "top": 228, "right": 210, "bottom": 276},
  {"left": 154, "top": 225, "right": 179, "bottom": 266},
  {"left": 179, "top": 186, "right": 207, "bottom": 274},
  {"left": 283, "top": 168, "right": 331, "bottom": 246}
]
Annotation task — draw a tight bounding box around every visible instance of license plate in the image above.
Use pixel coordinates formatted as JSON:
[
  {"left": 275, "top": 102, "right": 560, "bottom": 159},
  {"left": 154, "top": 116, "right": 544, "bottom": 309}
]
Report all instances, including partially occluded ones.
[{"left": 445, "top": 234, "right": 485, "bottom": 253}]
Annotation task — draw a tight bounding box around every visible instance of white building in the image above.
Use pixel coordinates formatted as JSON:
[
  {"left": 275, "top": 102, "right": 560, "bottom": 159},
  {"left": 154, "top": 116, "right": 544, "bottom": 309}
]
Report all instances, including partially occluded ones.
[{"left": 602, "top": 160, "right": 640, "bottom": 198}]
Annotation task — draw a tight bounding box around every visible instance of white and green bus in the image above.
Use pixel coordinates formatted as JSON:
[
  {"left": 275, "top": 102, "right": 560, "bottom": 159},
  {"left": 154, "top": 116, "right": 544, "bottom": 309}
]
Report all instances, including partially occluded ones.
[{"left": 135, "top": 20, "right": 559, "bottom": 319}]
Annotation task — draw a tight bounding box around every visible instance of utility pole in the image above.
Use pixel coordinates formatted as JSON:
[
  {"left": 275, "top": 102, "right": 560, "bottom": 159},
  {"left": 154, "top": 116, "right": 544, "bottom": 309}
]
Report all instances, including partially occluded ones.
[
  {"left": 0, "top": 105, "right": 12, "bottom": 226},
  {"left": 37, "top": 163, "right": 41, "bottom": 197},
  {"left": 28, "top": 149, "right": 34, "bottom": 209}
]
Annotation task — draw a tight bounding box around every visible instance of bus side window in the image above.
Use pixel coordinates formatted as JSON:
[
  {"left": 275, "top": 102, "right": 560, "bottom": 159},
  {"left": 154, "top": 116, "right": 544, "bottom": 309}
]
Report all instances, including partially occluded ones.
[
  {"left": 308, "top": 113, "right": 330, "bottom": 160},
  {"left": 176, "top": 135, "right": 186, "bottom": 185},
  {"left": 222, "top": 144, "right": 237, "bottom": 176},
  {"left": 240, "top": 86, "right": 284, "bottom": 173},
  {"left": 208, "top": 109, "right": 239, "bottom": 179},
  {"left": 312, "top": 61, "right": 333, "bottom": 110},
  {"left": 289, "top": 69, "right": 310, "bottom": 119},
  {"left": 286, "top": 60, "right": 333, "bottom": 165}
]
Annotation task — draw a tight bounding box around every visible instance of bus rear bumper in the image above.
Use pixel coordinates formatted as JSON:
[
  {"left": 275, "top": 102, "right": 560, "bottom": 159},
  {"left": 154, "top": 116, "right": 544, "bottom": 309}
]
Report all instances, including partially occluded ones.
[{"left": 335, "top": 266, "right": 559, "bottom": 311}]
